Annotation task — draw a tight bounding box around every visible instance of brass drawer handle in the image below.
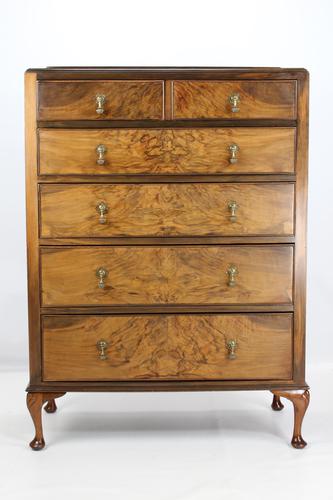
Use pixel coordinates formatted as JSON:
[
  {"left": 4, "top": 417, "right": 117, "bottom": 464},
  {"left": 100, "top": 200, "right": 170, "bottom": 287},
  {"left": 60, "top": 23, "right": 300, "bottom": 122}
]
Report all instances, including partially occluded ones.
[
  {"left": 95, "top": 94, "right": 106, "bottom": 115},
  {"left": 96, "top": 201, "right": 108, "bottom": 224},
  {"left": 229, "top": 143, "right": 239, "bottom": 164},
  {"left": 96, "top": 267, "right": 108, "bottom": 289},
  {"left": 97, "top": 340, "right": 109, "bottom": 360},
  {"left": 228, "top": 201, "right": 238, "bottom": 222},
  {"left": 96, "top": 144, "right": 107, "bottom": 165},
  {"left": 227, "top": 264, "right": 238, "bottom": 287},
  {"left": 229, "top": 93, "right": 240, "bottom": 113},
  {"left": 226, "top": 339, "right": 237, "bottom": 360}
]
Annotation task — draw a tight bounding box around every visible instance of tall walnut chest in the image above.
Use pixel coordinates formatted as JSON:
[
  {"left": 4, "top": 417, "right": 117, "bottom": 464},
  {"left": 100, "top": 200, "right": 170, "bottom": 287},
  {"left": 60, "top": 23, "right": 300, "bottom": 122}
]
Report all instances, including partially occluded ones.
[{"left": 25, "top": 67, "right": 309, "bottom": 450}]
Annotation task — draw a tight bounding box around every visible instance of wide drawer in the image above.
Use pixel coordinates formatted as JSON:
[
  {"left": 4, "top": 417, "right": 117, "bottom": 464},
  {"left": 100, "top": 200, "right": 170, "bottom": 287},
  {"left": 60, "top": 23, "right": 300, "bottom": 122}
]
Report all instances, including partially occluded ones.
[
  {"left": 42, "top": 313, "right": 293, "bottom": 381},
  {"left": 40, "top": 183, "right": 295, "bottom": 238},
  {"left": 38, "top": 81, "right": 164, "bottom": 120},
  {"left": 41, "top": 245, "right": 293, "bottom": 306},
  {"left": 38, "top": 127, "right": 296, "bottom": 175},
  {"left": 173, "top": 81, "right": 296, "bottom": 119}
]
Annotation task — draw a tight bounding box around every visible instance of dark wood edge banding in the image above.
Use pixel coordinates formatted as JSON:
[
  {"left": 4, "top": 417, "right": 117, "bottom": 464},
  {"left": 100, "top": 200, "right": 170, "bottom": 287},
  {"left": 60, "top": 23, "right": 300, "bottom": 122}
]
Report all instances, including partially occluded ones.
[
  {"left": 26, "top": 67, "right": 308, "bottom": 81},
  {"left": 39, "top": 237, "right": 296, "bottom": 246},
  {"left": 40, "top": 305, "right": 294, "bottom": 314},
  {"left": 37, "top": 175, "right": 296, "bottom": 183},
  {"left": 38, "top": 119, "right": 298, "bottom": 128}
]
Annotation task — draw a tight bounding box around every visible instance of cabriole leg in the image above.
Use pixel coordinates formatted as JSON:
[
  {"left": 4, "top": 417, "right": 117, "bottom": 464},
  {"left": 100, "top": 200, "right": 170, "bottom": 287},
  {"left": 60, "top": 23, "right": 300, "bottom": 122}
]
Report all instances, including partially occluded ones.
[
  {"left": 44, "top": 399, "right": 57, "bottom": 413},
  {"left": 271, "top": 389, "right": 310, "bottom": 448},
  {"left": 271, "top": 394, "right": 284, "bottom": 411},
  {"left": 26, "top": 392, "right": 65, "bottom": 450}
]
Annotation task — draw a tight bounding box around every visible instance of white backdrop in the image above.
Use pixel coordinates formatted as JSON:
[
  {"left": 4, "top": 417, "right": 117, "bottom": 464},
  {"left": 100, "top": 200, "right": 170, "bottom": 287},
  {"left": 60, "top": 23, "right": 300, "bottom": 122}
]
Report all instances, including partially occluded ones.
[{"left": 0, "top": 0, "right": 332, "bottom": 371}]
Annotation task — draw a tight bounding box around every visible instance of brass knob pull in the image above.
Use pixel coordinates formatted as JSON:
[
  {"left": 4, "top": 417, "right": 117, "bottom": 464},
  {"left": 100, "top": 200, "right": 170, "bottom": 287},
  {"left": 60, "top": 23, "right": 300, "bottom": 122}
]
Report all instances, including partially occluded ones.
[
  {"left": 96, "top": 267, "right": 108, "bottom": 289},
  {"left": 96, "top": 144, "right": 107, "bottom": 165},
  {"left": 229, "top": 144, "right": 239, "bottom": 164},
  {"left": 226, "top": 339, "right": 237, "bottom": 360},
  {"left": 96, "top": 201, "right": 108, "bottom": 224},
  {"left": 227, "top": 264, "right": 238, "bottom": 287},
  {"left": 228, "top": 201, "right": 239, "bottom": 222},
  {"left": 97, "top": 339, "right": 109, "bottom": 360},
  {"left": 95, "top": 94, "right": 106, "bottom": 115},
  {"left": 229, "top": 93, "right": 240, "bottom": 113}
]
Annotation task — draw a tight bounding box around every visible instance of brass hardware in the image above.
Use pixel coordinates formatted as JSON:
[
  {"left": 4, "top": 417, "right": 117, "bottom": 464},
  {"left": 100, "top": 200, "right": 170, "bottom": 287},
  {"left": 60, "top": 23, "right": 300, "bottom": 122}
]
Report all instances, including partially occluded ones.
[
  {"left": 96, "top": 339, "right": 109, "bottom": 360},
  {"left": 229, "top": 143, "right": 239, "bottom": 164},
  {"left": 229, "top": 93, "right": 240, "bottom": 113},
  {"left": 96, "top": 201, "right": 108, "bottom": 224},
  {"left": 226, "top": 339, "right": 237, "bottom": 360},
  {"left": 227, "top": 264, "right": 238, "bottom": 287},
  {"left": 95, "top": 94, "right": 106, "bottom": 115},
  {"left": 96, "top": 267, "right": 108, "bottom": 289},
  {"left": 96, "top": 144, "right": 107, "bottom": 165},
  {"left": 228, "top": 201, "right": 239, "bottom": 222}
]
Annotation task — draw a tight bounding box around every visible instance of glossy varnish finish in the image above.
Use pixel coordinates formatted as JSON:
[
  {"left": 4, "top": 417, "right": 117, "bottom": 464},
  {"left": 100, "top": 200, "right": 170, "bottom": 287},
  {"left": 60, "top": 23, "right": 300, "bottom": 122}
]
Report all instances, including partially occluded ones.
[
  {"left": 173, "top": 80, "right": 296, "bottom": 119},
  {"left": 25, "top": 67, "right": 309, "bottom": 449},
  {"left": 38, "top": 127, "right": 296, "bottom": 175},
  {"left": 40, "top": 183, "right": 295, "bottom": 238},
  {"left": 38, "top": 80, "right": 164, "bottom": 121},
  {"left": 43, "top": 314, "right": 293, "bottom": 381},
  {"left": 41, "top": 245, "right": 293, "bottom": 306}
]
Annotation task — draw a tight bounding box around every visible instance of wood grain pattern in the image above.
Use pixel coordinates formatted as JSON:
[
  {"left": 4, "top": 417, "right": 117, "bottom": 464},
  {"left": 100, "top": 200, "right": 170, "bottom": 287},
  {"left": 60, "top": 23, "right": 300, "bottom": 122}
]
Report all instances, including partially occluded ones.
[
  {"left": 25, "top": 71, "right": 41, "bottom": 385},
  {"left": 293, "top": 72, "right": 309, "bottom": 384},
  {"left": 173, "top": 81, "right": 296, "bottom": 119},
  {"left": 38, "top": 127, "right": 296, "bottom": 175},
  {"left": 41, "top": 245, "right": 293, "bottom": 306},
  {"left": 40, "top": 183, "right": 295, "bottom": 238},
  {"left": 42, "top": 314, "right": 293, "bottom": 381},
  {"left": 38, "top": 81, "right": 164, "bottom": 120}
]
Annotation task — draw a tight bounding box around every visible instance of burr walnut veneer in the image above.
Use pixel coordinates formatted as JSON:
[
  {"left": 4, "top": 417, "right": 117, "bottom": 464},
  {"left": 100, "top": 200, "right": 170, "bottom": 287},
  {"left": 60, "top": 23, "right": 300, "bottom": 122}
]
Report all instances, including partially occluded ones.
[{"left": 25, "top": 67, "right": 309, "bottom": 450}]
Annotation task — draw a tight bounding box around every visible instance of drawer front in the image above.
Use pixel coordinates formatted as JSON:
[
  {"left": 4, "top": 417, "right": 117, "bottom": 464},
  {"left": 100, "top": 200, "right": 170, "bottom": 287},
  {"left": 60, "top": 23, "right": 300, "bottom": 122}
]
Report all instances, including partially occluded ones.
[
  {"left": 38, "top": 81, "right": 164, "bottom": 120},
  {"left": 41, "top": 246, "right": 293, "bottom": 306},
  {"left": 40, "top": 183, "right": 295, "bottom": 238},
  {"left": 173, "top": 81, "right": 296, "bottom": 119},
  {"left": 42, "top": 314, "right": 293, "bottom": 381},
  {"left": 39, "top": 128, "right": 295, "bottom": 175}
]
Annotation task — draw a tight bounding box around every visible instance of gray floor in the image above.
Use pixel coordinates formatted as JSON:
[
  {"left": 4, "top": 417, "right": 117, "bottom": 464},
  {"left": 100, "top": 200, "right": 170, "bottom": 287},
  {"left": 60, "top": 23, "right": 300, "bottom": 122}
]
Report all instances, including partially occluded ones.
[{"left": 0, "top": 365, "right": 331, "bottom": 500}]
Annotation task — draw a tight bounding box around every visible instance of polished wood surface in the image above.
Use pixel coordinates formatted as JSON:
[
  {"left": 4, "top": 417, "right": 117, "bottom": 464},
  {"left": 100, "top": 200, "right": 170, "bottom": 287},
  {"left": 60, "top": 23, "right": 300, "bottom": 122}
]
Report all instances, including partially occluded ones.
[
  {"left": 173, "top": 81, "right": 296, "bottom": 119},
  {"left": 25, "top": 68, "right": 309, "bottom": 449},
  {"left": 25, "top": 72, "right": 41, "bottom": 385},
  {"left": 293, "top": 72, "right": 309, "bottom": 384},
  {"left": 43, "top": 314, "right": 293, "bottom": 381},
  {"left": 31, "top": 67, "right": 308, "bottom": 81},
  {"left": 27, "top": 392, "right": 65, "bottom": 450},
  {"left": 40, "top": 183, "right": 295, "bottom": 238},
  {"left": 271, "top": 390, "right": 310, "bottom": 448},
  {"left": 41, "top": 245, "right": 293, "bottom": 306},
  {"left": 38, "top": 127, "right": 295, "bottom": 175},
  {"left": 38, "top": 81, "right": 164, "bottom": 120}
]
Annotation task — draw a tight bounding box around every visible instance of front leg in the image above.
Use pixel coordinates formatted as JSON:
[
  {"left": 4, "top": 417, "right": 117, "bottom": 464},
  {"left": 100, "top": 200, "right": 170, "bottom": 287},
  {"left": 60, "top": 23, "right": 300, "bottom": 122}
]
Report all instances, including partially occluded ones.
[
  {"left": 271, "top": 389, "right": 310, "bottom": 448},
  {"left": 27, "top": 392, "right": 65, "bottom": 450}
]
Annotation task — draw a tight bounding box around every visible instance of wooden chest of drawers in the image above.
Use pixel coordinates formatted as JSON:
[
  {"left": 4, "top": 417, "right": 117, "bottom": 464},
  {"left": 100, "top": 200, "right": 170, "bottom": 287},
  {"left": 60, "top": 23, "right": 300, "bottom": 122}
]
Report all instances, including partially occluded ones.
[{"left": 25, "top": 67, "right": 309, "bottom": 450}]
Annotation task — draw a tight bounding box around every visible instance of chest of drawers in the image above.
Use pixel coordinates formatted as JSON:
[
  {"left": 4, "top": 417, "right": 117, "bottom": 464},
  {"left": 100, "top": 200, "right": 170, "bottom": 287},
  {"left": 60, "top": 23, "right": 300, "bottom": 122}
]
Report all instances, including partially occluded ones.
[{"left": 25, "top": 67, "right": 309, "bottom": 450}]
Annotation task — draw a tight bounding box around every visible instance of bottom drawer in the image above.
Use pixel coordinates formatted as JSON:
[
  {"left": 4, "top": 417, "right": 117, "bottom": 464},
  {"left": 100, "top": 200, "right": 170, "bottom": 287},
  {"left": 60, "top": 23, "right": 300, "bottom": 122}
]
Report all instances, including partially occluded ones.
[{"left": 42, "top": 314, "right": 293, "bottom": 381}]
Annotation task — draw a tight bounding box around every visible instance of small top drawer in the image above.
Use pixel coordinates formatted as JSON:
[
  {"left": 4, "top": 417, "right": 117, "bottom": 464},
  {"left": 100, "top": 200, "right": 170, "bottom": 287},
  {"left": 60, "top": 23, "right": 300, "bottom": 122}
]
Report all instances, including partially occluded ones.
[
  {"left": 38, "top": 80, "right": 164, "bottom": 120},
  {"left": 173, "top": 80, "right": 296, "bottom": 119}
]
